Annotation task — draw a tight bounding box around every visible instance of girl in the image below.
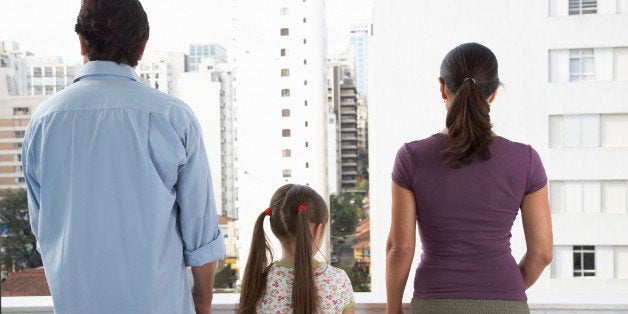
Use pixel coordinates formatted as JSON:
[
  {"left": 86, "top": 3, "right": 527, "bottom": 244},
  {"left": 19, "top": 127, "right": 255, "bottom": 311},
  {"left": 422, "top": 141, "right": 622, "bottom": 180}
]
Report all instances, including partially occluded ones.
[{"left": 238, "top": 184, "right": 355, "bottom": 313}]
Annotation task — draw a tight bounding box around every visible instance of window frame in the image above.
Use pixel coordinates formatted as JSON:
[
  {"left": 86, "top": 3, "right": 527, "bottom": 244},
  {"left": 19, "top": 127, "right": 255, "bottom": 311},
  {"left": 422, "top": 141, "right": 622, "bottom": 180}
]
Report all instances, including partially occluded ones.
[
  {"left": 569, "top": 49, "right": 595, "bottom": 81},
  {"left": 573, "top": 245, "right": 596, "bottom": 277}
]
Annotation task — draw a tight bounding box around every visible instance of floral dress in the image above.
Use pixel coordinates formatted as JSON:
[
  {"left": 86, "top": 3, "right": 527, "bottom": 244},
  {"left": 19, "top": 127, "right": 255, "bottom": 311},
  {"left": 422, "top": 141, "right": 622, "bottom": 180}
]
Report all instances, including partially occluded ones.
[{"left": 257, "top": 261, "right": 355, "bottom": 313}]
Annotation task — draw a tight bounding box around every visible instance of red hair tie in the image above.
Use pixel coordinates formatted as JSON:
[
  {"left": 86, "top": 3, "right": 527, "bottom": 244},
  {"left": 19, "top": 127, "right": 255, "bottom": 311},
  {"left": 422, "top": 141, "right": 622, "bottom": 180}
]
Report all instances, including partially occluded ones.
[
  {"left": 297, "top": 205, "right": 307, "bottom": 212},
  {"left": 264, "top": 208, "right": 272, "bottom": 216}
]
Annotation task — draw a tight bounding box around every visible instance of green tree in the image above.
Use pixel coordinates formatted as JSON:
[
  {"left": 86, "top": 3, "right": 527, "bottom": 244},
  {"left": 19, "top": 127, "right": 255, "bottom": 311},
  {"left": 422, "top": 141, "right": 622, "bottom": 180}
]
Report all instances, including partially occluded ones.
[
  {"left": 330, "top": 194, "right": 359, "bottom": 236},
  {"left": 0, "top": 189, "right": 42, "bottom": 274}
]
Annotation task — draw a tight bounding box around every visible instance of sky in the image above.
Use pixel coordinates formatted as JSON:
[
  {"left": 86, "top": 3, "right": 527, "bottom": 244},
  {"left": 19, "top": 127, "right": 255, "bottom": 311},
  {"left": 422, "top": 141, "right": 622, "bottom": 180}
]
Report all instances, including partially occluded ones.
[{"left": 0, "top": 0, "right": 374, "bottom": 63}]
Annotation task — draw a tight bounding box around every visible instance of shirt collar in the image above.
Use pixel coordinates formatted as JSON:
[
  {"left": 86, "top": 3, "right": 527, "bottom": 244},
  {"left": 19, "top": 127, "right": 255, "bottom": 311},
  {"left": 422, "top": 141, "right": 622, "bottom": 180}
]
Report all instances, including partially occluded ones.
[{"left": 73, "top": 60, "right": 139, "bottom": 83}]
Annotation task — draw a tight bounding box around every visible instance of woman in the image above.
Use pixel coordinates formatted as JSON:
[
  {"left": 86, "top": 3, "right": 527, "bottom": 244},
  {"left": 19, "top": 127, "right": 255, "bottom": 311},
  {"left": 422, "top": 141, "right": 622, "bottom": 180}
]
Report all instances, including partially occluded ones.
[{"left": 386, "top": 43, "right": 553, "bottom": 313}]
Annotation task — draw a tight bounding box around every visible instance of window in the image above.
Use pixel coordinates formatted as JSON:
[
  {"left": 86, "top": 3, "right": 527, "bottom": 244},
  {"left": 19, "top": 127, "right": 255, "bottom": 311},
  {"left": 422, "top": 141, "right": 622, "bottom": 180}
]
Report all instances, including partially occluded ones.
[
  {"left": 574, "top": 245, "right": 595, "bottom": 277},
  {"left": 280, "top": 7, "right": 288, "bottom": 15},
  {"left": 305, "top": 141, "right": 309, "bottom": 147},
  {"left": 304, "top": 80, "right": 308, "bottom": 85},
  {"left": 283, "top": 169, "right": 292, "bottom": 177},
  {"left": 615, "top": 47, "right": 628, "bottom": 81},
  {"left": 569, "top": 49, "right": 595, "bottom": 81},
  {"left": 13, "top": 107, "right": 30, "bottom": 115},
  {"left": 282, "top": 109, "right": 290, "bottom": 117},
  {"left": 303, "top": 17, "right": 307, "bottom": 23},
  {"left": 45, "top": 86, "right": 54, "bottom": 95},
  {"left": 281, "top": 69, "right": 290, "bottom": 77},
  {"left": 55, "top": 67, "right": 64, "bottom": 76},
  {"left": 44, "top": 67, "right": 53, "bottom": 77},
  {"left": 32, "top": 67, "right": 42, "bottom": 77},
  {"left": 282, "top": 129, "right": 291, "bottom": 137},
  {"left": 282, "top": 149, "right": 291, "bottom": 157},
  {"left": 280, "top": 48, "right": 287, "bottom": 57},
  {"left": 550, "top": 114, "right": 628, "bottom": 148},
  {"left": 305, "top": 162, "right": 309, "bottom": 168},
  {"left": 34, "top": 86, "right": 43, "bottom": 95},
  {"left": 303, "top": 38, "right": 307, "bottom": 44},
  {"left": 304, "top": 59, "right": 307, "bottom": 65},
  {"left": 67, "top": 66, "right": 76, "bottom": 76},
  {"left": 281, "top": 89, "right": 290, "bottom": 97},
  {"left": 280, "top": 28, "right": 289, "bottom": 36},
  {"left": 304, "top": 100, "right": 308, "bottom": 106},
  {"left": 305, "top": 121, "right": 308, "bottom": 127},
  {"left": 569, "top": 0, "right": 597, "bottom": 15},
  {"left": 14, "top": 131, "right": 25, "bottom": 138}
]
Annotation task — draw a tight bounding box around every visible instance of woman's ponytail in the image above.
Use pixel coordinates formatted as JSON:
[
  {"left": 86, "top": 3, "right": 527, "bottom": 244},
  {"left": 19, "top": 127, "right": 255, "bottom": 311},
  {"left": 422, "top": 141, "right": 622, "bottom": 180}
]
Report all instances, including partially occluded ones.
[
  {"left": 292, "top": 208, "right": 318, "bottom": 313},
  {"left": 238, "top": 212, "right": 272, "bottom": 314},
  {"left": 440, "top": 43, "right": 500, "bottom": 168},
  {"left": 445, "top": 78, "right": 494, "bottom": 167}
]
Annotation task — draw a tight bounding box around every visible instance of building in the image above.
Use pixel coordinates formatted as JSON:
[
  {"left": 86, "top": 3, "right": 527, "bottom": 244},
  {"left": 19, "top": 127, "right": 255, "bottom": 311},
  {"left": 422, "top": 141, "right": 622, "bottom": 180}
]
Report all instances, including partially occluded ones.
[
  {"left": 0, "top": 96, "right": 45, "bottom": 190},
  {"left": 136, "top": 51, "right": 186, "bottom": 96},
  {"left": 1, "top": 41, "right": 32, "bottom": 97},
  {"left": 25, "top": 57, "right": 80, "bottom": 97},
  {"left": 187, "top": 43, "right": 228, "bottom": 72},
  {"left": 234, "top": 0, "right": 329, "bottom": 274},
  {"left": 327, "top": 65, "right": 359, "bottom": 191},
  {"left": 178, "top": 59, "right": 238, "bottom": 220},
  {"left": 352, "top": 217, "right": 370, "bottom": 274},
  {"left": 369, "top": 0, "right": 628, "bottom": 308},
  {"left": 349, "top": 24, "right": 369, "bottom": 97},
  {"left": 218, "top": 215, "right": 239, "bottom": 270},
  {"left": 1, "top": 268, "right": 50, "bottom": 297}
]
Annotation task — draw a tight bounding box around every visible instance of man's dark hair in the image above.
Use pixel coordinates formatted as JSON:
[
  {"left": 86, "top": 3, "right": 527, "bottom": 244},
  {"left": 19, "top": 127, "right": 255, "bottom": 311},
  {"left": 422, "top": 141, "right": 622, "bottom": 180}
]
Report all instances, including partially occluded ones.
[{"left": 74, "top": 0, "right": 149, "bottom": 67}]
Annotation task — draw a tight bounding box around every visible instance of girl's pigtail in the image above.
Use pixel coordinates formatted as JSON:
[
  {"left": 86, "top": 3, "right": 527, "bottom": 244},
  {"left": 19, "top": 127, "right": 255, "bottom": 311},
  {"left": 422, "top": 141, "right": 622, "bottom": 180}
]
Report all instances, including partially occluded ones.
[
  {"left": 238, "top": 211, "right": 273, "bottom": 314},
  {"left": 292, "top": 206, "right": 317, "bottom": 313}
]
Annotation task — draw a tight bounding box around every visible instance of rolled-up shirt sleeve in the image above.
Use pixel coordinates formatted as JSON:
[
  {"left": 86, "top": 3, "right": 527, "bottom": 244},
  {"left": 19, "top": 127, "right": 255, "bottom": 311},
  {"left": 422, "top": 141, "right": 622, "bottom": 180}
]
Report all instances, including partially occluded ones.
[{"left": 176, "top": 118, "right": 226, "bottom": 267}]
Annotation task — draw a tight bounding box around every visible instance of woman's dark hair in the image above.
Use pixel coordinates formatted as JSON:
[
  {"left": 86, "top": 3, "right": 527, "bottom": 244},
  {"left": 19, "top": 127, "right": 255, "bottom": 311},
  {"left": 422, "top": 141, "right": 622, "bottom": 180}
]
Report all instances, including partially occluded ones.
[
  {"left": 74, "top": 0, "right": 149, "bottom": 67},
  {"left": 238, "top": 184, "right": 328, "bottom": 314},
  {"left": 440, "top": 42, "right": 500, "bottom": 168}
]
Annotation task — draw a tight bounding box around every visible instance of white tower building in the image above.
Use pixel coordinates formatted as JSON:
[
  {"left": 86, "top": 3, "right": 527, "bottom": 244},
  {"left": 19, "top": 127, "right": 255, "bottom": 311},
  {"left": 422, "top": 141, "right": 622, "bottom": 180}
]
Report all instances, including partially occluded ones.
[
  {"left": 369, "top": 0, "right": 628, "bottom": 309},
  {"left": 234, "top": 0, "right": 329, "bottom": 271}
]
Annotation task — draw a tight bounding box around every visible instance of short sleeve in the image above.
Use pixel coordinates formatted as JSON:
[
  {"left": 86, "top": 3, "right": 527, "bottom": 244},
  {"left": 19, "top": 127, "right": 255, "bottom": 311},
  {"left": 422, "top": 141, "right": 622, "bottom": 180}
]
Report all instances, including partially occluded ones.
[
  {"left": 391, "top": 144, "right": 414, "bottom": 190},
  {"left": 525, "top": 146, "right": 547, "bottom": 194}
]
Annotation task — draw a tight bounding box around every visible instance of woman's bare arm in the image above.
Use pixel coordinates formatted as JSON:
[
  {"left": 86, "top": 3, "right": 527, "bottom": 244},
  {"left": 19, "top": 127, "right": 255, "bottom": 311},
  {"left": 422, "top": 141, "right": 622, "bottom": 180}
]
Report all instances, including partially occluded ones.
[
  {"left": 386, "top": 182, "right": 417, "bottom": 313},
  {"left": 519, "top": 185, "right": 553, "bottom": 289}
]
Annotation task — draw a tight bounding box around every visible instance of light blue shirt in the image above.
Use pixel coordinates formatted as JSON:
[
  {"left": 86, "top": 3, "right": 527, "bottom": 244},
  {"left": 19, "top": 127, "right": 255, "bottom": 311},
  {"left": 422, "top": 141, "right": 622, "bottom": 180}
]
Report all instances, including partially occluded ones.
[{"left": 22, "top": 61, "right": 225, "bottom": 314}]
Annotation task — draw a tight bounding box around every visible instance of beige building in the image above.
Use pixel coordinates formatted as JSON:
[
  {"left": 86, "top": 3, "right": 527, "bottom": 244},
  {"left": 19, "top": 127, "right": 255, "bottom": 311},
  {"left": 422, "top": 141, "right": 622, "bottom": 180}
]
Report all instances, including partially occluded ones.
[{"left": 0, "top": 96, "right": 45, "bottom": 190}]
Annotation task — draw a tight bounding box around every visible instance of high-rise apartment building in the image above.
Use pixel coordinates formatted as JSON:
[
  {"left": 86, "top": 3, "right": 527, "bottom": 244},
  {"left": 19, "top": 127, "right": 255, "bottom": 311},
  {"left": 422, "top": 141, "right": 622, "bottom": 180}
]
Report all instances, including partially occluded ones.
[
  {"left": 349, "top": 24, "right": 369, "bottom": 97},
  {"left": 234, "top": 0, "right": 328, "bottom": 270},
  {"left": 178, "top": 59, "right": 238, "bottom": 220},
  {"left": 187, "top": 43, "right": 228, "bottom": 72},
  {"left": 327, "top": 65, "right": 359, "bottom": 191},
  {"left": 136, "top": 51, "right": 186, "bottom": 96},
  {"left": 369, "top": 0, "right": 628, "bottom": 307}
]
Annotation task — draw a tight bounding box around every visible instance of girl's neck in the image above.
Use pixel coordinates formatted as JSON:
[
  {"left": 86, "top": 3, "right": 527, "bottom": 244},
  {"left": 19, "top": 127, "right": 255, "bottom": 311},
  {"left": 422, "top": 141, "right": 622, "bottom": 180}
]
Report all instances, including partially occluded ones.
[{"left": 279, "top": 246, "right": 295, "bottom": 265}]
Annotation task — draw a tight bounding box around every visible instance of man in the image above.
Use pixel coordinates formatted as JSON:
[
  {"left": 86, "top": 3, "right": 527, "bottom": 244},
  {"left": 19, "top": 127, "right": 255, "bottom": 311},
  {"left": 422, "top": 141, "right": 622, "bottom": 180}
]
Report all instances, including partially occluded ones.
[{"left": 22, "top": 0, "right": 225, "bottom": 313}]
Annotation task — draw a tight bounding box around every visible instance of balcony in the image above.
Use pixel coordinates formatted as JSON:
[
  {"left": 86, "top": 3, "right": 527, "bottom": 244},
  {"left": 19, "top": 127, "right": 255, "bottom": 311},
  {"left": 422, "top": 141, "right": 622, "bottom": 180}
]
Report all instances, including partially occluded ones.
[{"left": 3, "top": 296, "right": 628, "bottom": 313}]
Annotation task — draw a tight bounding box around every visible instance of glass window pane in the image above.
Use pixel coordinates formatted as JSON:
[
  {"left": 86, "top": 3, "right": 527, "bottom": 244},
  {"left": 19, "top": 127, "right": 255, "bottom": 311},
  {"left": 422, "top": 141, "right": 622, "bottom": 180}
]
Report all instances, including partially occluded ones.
[
  {"left": 583, "top": 252, "right": 595, "bottom": 270},
  {"left": 573, "top": 252, "right": 582, "bottom": 269}
]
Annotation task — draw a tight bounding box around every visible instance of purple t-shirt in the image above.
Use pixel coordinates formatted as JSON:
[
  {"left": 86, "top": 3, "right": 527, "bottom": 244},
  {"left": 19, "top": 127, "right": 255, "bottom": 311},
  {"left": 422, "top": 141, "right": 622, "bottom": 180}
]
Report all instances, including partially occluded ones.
[{"left": 392, "top": 133, "right": 547, "bottom": 301}]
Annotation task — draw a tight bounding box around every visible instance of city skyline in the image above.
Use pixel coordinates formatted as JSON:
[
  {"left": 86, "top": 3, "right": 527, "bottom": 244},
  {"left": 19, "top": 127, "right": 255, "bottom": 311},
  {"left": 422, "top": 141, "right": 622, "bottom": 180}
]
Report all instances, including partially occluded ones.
[{"left": 0, "top": 0, "right": 374, "bottom": 63}]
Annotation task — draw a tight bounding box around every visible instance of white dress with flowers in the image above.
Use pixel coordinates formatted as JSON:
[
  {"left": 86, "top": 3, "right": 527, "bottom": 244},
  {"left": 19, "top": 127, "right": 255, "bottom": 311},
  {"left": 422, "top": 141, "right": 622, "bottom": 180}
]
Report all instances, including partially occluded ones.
[{"left": 256, "top": 261, "right": 355, "bottom": 313}]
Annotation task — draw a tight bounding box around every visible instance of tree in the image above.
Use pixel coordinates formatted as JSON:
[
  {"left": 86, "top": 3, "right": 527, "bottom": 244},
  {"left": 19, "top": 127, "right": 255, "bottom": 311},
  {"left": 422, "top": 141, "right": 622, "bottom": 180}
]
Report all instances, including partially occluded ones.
[
  {"left": 0, "top": 189, "right": 42, "bottom": 274},
  {"left": 330, "top": 194, "right": 359, "bottom": 236}
]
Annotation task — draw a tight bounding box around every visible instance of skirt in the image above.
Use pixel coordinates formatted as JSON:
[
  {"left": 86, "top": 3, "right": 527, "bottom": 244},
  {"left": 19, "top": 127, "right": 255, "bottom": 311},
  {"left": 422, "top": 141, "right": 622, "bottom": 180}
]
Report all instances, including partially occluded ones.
[{"left": 410, "top": 298, "right": 530, "bottom": 314}]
